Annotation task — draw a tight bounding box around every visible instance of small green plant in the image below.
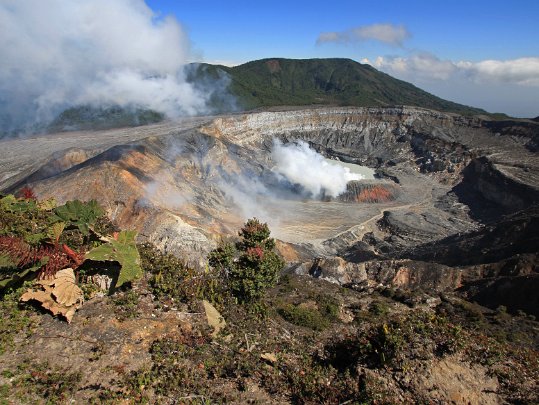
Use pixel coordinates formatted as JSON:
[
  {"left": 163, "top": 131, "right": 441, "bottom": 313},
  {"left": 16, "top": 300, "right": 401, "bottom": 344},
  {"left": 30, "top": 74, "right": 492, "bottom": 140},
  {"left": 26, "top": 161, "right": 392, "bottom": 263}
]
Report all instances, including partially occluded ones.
[
  {"left": 51, "top": 199, "right": 104, "bottom": 236},
  {"left": 0, "top": 194, "right": 49, "bottom": 245},
  {"left": 371, "top": 323, "right": 405, "bottom": 367},
  {"left": 278, "top": 304, "right": 330, "bottom": 331},
  {"left": 111, "top": 289, "right": 139, "bottom": 321},
  {"left": 370, "top": 300, "right": 390, "bottom": 317},
  {"left": 208, "top": 218, "right": 284, "bottom": 304},
  {"left": 0, "top": 285, "right": 34, "bottom": 354},
  {"left": 3, "top": 361, "right": 81, "bottom": 404},
  {"left": 274, "top": 355, "right": 363, "bottom": 404},
  {"left": 0, "top": 194, "right": 143, "bottom": 323},
  {"left": 316, "top": 294, "right": 340, "bottom": 319},
  {"left": 115, "top": 335, "right": 211, "bottom": 402},
  {"left": 0, "top": 194, "right": 38, "bottom": 214},
  {"left": 0, "top": 194, "right": 107, "bottom": 291}
]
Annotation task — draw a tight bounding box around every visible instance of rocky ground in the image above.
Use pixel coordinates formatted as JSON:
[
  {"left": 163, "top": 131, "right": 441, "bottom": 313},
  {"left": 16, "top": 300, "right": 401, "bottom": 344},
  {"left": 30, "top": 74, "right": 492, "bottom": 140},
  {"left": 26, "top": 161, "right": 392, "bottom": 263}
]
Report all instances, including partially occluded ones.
[
  {"left": 0, "top": 106, "right": 538, "bottom": 403},
  {"left": 1, "top": 270, "right": 537, "bottom": 404}
]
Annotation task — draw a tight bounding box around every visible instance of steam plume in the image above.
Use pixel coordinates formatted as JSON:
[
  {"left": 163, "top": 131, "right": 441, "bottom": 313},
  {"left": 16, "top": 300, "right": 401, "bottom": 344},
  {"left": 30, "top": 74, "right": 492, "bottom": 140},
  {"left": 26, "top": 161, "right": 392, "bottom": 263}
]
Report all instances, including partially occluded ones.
[
  {"left": 271, "top": 139, "right": 363, "bottom": 198},
  {"left": 0, "top": 0, "right": 217, "bottom": 134}
]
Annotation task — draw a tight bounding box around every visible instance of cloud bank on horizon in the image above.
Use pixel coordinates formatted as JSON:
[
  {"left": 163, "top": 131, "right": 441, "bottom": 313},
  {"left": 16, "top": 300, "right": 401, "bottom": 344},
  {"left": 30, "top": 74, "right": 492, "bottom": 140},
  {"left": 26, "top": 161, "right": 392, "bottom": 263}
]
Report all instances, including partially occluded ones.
[
  {"left": 363, "top": 54, "right": 539, "bottom": 87},
  {"left": 318, "top": 23, "right": 539, "bottom": 117},
  {"left": 361, "top": 54, "right": 539, "bottom": 117},
  {"left": 0, "top": 0, "right": 214, "bottom": 133}
]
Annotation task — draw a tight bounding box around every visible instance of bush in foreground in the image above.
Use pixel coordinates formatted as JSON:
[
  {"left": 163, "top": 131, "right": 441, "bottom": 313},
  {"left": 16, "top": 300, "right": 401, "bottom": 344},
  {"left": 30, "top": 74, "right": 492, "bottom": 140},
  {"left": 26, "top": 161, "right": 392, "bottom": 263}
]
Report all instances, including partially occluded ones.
[{"left": 209, "top": 218, "right": 284, "bottom": 304}]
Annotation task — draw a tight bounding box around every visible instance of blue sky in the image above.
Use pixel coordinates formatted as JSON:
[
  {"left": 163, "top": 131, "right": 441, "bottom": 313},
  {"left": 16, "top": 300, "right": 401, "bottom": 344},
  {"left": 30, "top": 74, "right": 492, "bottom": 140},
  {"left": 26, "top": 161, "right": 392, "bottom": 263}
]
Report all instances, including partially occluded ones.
[
  {"left": 147, "top": 0, "right": 539, "bottom": 117},
  {"left": 148, "top": 0, "right": 538, "bottom": 63}
]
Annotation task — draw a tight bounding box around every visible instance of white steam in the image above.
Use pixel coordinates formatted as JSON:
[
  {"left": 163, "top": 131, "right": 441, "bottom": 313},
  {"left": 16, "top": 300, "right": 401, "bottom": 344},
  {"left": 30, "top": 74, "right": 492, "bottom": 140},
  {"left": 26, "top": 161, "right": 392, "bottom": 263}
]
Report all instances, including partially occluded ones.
[
  {"left": 143, "top": 175, "right": 192, "bottom": 211},
  {"left": 271, "top": 139, "right": 363, "bottom": 198},
  {"left": 217, "top": 174, "right": 274, "bottom": 223},
  {"left": 0, "top": 0, "right": 215, "bottom": 132}
]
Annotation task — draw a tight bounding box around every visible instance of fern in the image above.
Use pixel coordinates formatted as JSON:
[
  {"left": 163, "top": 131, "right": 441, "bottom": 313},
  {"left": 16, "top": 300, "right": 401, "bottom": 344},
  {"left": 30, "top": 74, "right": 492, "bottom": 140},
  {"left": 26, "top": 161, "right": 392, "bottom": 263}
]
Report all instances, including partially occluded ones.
[{"left": 0, "top": 236, "right": 84, "bottom": 290}]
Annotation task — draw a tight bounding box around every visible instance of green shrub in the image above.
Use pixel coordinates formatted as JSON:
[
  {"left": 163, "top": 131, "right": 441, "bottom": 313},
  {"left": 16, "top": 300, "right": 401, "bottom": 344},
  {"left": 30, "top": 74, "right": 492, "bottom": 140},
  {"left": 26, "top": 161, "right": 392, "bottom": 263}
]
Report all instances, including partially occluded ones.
[
  {"left": 283, "top": 358, "right": 361, "bottom": 404},
  {"left": 208, "top": 218, "right": 284, "bottom": 304},
  {"left": 370, "top": 300, "right": 390, "bottom": 317},
  {"left": 140, "top": 243, "right": 226, "bottom": 308},
  {"left": 316, "top": 294, "right": 340, "bottom": 319}
]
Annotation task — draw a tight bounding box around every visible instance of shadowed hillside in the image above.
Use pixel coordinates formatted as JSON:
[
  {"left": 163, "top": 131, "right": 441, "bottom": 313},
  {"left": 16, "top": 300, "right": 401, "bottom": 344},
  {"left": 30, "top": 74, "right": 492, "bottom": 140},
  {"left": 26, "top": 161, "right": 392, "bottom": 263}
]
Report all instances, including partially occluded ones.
[{"left": 48, "top": 105, "right": 165, "bottom": 132}]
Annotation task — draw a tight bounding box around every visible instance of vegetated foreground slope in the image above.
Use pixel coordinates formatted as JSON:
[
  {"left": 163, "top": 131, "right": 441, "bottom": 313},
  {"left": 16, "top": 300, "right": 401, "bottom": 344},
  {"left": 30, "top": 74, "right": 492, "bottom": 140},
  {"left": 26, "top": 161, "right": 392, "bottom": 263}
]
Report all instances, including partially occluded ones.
[{"left": 189, "top": 58, "right": 490, "bottom": 116}]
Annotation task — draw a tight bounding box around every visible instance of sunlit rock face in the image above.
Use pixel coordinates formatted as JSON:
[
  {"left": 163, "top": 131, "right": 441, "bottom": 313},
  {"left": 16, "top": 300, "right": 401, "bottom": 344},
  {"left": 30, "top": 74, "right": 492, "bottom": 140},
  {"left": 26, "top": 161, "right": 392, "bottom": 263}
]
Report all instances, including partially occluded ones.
[{"left": 1, "top": 107, "right": 538, "bottom": 274}]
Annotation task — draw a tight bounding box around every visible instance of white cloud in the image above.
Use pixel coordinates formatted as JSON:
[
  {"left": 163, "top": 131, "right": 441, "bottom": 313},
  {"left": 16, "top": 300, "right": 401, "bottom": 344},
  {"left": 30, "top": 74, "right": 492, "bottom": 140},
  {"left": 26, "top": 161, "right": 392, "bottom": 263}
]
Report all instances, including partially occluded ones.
[
  {"left": 317, "top": 23, "right": 410, "bottom": 47},
  {"left": 364, "top": 53, "right": 457, "bottom": 80},
  {"left": 364, "top": 54, "right": 539, "bottom": 86},
  {"left": 317, "top": 32, "right": 341, "bottom": 43},
  {"left": 456, "top": 58, "right": 539, "bottom": 86},
  {"left": 361, "top": 54, "right": 539, "bottom": 116},
  {"left": 0, "top": 0, "right": 222, "bottom": 133}
]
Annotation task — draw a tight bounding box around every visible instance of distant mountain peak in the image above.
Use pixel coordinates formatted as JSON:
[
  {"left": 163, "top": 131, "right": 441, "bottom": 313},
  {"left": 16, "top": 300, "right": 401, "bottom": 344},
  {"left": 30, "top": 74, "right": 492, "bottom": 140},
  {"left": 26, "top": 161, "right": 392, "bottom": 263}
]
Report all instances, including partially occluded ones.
[{"left": 189, "top": 57, "right": 489, "bottom": 116}]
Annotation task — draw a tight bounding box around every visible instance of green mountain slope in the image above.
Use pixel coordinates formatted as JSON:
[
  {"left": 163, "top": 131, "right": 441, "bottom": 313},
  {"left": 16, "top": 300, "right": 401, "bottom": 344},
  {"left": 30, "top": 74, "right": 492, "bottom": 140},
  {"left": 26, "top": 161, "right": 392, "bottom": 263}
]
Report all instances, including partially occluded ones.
[{"left": 190, "top": 58, "right": 488, "bottom": 116}]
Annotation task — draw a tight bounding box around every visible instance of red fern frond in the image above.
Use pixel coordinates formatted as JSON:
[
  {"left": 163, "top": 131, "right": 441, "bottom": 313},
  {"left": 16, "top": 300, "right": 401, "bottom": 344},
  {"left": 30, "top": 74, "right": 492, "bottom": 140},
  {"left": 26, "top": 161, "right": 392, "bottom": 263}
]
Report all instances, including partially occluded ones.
[
  {"left": 39, "top": 246, "right": 73, "bottom": 278},
  {"left": 0, "top": 236, "right": 84, "bottom": 278},
  {"left": 0, "top": 236, "right": 41, "bottom": 268}
]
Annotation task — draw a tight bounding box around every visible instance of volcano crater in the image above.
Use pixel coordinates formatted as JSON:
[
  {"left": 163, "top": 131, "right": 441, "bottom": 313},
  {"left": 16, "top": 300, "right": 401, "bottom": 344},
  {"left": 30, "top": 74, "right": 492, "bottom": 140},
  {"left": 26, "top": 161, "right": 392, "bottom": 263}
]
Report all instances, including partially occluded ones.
[{"left": 1, "top": 107, "right": 537, "bottom": 288}]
